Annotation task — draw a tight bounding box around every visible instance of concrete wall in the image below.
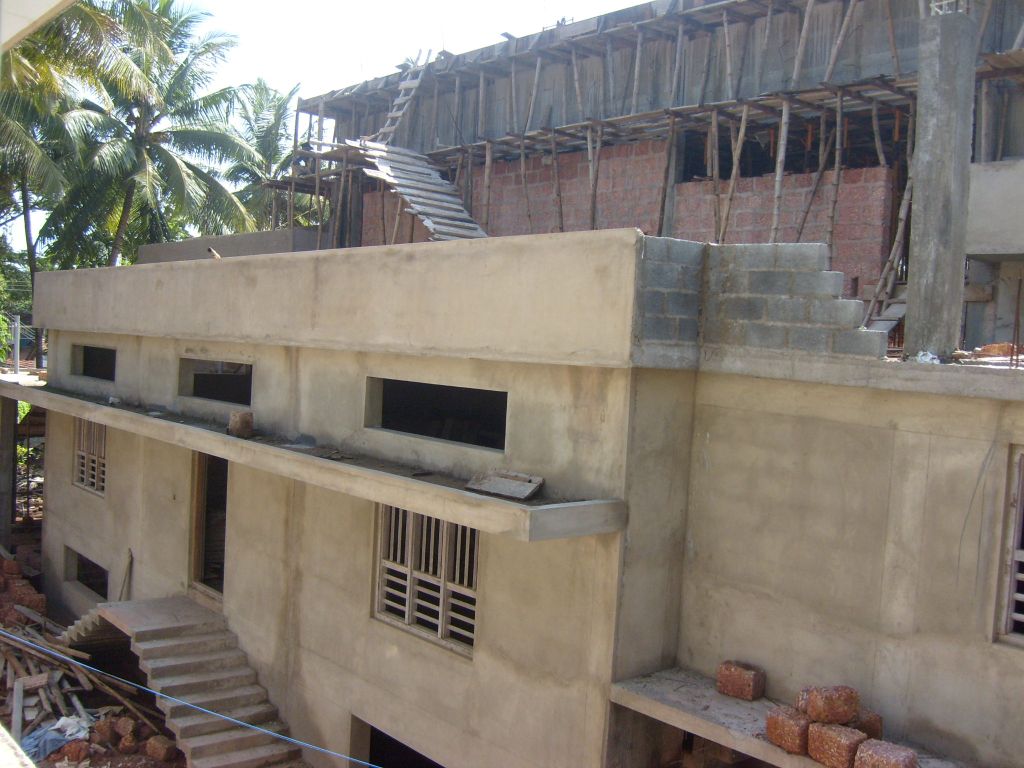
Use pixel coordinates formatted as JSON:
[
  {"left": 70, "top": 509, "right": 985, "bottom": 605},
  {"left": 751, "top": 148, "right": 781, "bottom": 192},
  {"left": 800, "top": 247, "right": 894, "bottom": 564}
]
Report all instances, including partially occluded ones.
[
  {"left": 46, "top": 331, "right": 632, "bottom": 501},
  {"left": 41, "top": 412, "right": 194, "bottom": 620},
  {"left": 36, "top": 230, "right": 642, "bottom": 369},
  {"left": 967, "top": 159, "right": 1024, "bottom": 258},
  {"left": 135, "top": 228, "right": 320, "bottom": 264},
  {"left": 223, "top": 466, "right": 620, "bottom": 768},
  {"left": 677, "top": 371, "right": 1024, "bottom": 767}
]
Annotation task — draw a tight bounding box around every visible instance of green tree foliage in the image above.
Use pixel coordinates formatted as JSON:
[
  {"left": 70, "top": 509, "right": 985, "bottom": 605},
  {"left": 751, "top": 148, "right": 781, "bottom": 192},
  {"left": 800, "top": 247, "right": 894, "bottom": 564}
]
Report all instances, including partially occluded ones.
[{"left": 225, "top": 79, "right": 299, "bottom": 231}]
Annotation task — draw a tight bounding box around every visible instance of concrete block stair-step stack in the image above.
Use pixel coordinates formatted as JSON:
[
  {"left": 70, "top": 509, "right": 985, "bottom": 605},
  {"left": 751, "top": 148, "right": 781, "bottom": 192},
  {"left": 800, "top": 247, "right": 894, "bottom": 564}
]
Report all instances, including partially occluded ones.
[{"left": 59, "top": 597, "right": 306, "bottom": 768}]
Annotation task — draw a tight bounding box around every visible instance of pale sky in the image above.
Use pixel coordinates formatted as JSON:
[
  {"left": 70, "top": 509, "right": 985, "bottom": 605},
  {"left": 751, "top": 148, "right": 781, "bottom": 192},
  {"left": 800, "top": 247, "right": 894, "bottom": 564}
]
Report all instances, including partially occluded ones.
[{"left": 194, "top": 0, "right": 632, "bottom": 98}]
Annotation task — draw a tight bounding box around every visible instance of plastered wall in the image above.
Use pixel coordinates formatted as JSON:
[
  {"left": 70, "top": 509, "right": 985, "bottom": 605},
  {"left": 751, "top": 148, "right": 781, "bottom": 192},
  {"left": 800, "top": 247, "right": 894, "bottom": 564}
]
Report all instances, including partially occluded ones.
[{"left": 678, "top": 371, "right": 1024, "bottom": 767}]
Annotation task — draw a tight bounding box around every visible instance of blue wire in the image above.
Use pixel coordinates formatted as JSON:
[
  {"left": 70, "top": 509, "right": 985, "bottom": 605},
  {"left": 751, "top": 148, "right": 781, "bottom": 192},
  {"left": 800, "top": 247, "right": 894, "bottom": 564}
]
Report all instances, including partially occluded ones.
[{"left": 0, "top": 626, "right": 384, "bottom": 768}]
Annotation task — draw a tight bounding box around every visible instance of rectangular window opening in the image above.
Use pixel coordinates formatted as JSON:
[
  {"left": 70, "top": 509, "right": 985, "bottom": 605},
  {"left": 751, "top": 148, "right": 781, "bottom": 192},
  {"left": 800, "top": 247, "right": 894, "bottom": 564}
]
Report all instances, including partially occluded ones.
[
  {"left": 65, "top": 547, "right": 108, "bottom": 599},
  {"left": 368, "top": 378, "right": 507, "bottom": 450},
  {"left": 73, "top": 418, "right": 106, "bottom": 494},
  {"left": 376, "top": 505, "right": 479, "bottom": 651},
  {"left": 72, "top": 345, "right": 116, "bottom": 381},
  {"left": 1008, "top": 451, "right": 1024, "bottom": 637},
  {"left": 179, "top": 358, "right": 252, "bottom": 406}
]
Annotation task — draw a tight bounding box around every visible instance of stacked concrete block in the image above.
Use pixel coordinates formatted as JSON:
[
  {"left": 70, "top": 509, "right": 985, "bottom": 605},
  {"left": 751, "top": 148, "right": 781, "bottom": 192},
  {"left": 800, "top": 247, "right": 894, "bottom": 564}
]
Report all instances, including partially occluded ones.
[
  {"left": 715, "top": 660, "right": 766, "bottom": 700},
  {"left": 767, "top": 706, "right": 811, "bottom": 754},
  {"left": 854, "top": 740, "right": 918, "bottom": 768},
  {"left": 703, "top": 243, "right": 887, "bottom": 358},
  {"left": 806, "top": 686, "right": 860, "bottom": 724},
  {"left": 809, "top": 723, "right": 869, "bottom": 768}
]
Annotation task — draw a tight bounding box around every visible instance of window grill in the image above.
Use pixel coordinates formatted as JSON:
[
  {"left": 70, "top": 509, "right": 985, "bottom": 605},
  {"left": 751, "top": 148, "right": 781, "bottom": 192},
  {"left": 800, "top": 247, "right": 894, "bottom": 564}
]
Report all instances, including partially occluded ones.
[
  {"left": 1008, "top": 453, "right": 1024, "bottom": 636},
  {"left": 377, "top": 505, "right": 479, "bottom": 650},
  {"left": 73, "top": 419, "right": 106, "bottom": 495}
]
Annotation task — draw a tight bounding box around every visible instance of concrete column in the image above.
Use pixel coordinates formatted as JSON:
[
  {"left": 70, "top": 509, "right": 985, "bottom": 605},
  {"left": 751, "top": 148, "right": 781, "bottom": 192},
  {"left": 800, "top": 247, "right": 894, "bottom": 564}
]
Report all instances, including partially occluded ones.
[
  {"left": 904, "top": 11, "right": 977, "bottom": 359},
  {"left": 0, "top": 397, "right": 17, "bottom": 551}
]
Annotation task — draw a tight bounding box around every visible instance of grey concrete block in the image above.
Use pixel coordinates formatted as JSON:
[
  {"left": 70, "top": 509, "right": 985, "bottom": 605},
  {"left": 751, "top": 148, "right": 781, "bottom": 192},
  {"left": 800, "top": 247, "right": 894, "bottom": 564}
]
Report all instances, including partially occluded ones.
[
  {"left": 787, "top": 325, "right": 832, "bottom": 353},
  {"left": 642, "top": 315, "right": 678, "bottom": 342},
  {"left": 707, "top": 268, "right": 748, "bottom": 295},
  {"left": 831, "top": 328, "right": 888, "bottom": 358},
  {"left": 792, "top": 270, "right": 844, "bottom": 297},
  {"left": 703, "top": 319, "right": 745, "bottom": 346},
  {"left": 745, "top": 322, "right": 788, "bottom": 349},
  {"left": 764, "top": 296, "right": 809, "bottom": 323},
  {"left": 721, "top": 296, "right": 765, "bottom": 321},
  {"left": 678, "top": 318, "right": 699, "bottom": 341},
  {"left": 643, "top": 262, "right": 684, "bottom": 290},
  {"left": 642, "top": 237, "right": 671, "bottom": 263},
  {"left": 642, "top": 289, "right": 665, "bottom": 315},
  {"left": 665, "top": 291, "right": 699, "bottom": 317},
  {"left": 663, "top": 238, "right": 705, "bottom": 267},
  {"left": 710, "top": 242, "right": 830, "bottom": 271},
  {"left": 807, "top": 298, "right": 864, "bottom": 326},
  {"left": 748, "top": 270, "right": 795, "bottom": 295}
]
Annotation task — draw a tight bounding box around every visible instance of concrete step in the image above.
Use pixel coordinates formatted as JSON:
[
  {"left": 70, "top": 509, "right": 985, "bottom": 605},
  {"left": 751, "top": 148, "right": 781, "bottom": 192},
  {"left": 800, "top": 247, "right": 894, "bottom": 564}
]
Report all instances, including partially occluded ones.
[
  {"left": 191, "top": 741, "right": 301, "bottom": 768},
  {"left": 160, "top": 684, "right": 269, "bottom": 719},
  {"left": 151, "top": 667, "right": 257, "bottom": 697},
  {"left": 173, "top": 702, "right": 280, "bottom": 739},
  {"left": 133, "top": 619, "right": 228, "bottom": 642},
  {"left": 134, "top": 631, "right": 238, "bottom": 660},
  {"left": 142, "top": 649, "right": 248, "bottom": 677},
  {"left": 182, "top": 721, "right": 287, "bottom": 759}
]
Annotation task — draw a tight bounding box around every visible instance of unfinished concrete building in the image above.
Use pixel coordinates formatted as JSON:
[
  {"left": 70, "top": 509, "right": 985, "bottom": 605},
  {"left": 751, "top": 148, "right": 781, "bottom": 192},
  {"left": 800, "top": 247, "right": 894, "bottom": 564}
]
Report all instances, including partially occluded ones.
[{"left": 3, "top": 1, "right": 1024, "bottom": 767}]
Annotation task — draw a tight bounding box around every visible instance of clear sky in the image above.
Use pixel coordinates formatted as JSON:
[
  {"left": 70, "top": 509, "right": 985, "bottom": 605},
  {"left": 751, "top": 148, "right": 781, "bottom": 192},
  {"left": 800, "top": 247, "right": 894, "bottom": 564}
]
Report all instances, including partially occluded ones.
[{"left": 193, "top": 0, "right": 631, "bottom": 97}]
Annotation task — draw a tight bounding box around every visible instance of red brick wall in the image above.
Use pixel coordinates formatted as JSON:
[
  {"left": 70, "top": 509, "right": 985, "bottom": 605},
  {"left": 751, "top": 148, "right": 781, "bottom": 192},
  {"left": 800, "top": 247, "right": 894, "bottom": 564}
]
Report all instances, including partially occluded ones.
[{"left": 360, "top": 140, "right": 894, "bottom": 297}]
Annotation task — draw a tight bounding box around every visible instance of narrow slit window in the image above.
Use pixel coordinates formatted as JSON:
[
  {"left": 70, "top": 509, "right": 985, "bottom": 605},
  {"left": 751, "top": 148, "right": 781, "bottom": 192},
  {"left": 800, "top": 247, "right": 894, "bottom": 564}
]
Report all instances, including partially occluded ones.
[
  {"left": 73, "top": 418, "right": 106, "bottom": 494},
  {"left": 368, "top": 378, "right": 507, "bottom": 450},
  {"left": 179, "top": 358, "right": 252, "bottom": 406},
  {"left": 65, "top": 547, "right": 108, "bottom": 599},
  {"left": 376, "top": 505, "right": 479, "bottom": 651},
  {"left": 72, "top": 345, "right": 116, "bottom": 381}
]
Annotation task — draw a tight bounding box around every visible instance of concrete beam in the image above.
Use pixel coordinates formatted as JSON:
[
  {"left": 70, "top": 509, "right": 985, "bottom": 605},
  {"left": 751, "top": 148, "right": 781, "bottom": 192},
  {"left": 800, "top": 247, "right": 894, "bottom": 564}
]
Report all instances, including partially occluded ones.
[
  {"left": 904, "top": 12, "right": 978, "bottom": 359},
  {"left": 0, "top": 380, "right": 626, "bottom": 542}
]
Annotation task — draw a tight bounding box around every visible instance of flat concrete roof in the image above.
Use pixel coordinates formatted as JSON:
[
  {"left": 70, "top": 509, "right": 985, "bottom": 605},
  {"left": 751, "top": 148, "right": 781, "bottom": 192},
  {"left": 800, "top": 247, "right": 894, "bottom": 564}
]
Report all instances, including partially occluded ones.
[
  {"left": 0, "top": 378, "right": 625, "bottom": 542},
  {"left": 611, "top": 668, "right": 967, "bottom": 768}
]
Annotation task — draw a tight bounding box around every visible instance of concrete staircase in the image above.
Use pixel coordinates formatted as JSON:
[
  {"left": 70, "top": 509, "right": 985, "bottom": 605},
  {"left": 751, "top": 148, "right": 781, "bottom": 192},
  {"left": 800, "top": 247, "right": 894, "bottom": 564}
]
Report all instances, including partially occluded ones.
[{"left": 60, "top": 597, "right": 302, "bottom": 768}]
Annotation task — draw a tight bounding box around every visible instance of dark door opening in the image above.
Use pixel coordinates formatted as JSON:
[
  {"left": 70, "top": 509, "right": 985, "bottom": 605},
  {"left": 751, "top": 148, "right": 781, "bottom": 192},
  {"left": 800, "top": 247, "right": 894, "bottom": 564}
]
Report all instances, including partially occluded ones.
[
  {"left": 369, "top": 727, "right": 446, "bottom": 768},
  {"left": 194, "top": 454, "right": 228, "bottom": 593}
]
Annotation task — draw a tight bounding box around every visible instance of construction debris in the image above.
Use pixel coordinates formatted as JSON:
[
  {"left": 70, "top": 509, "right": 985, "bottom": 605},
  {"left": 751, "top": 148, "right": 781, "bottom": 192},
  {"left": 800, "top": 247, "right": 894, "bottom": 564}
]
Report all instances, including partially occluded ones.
[{"left": 466, "top": 470, "right": 544, "bottom": 500}]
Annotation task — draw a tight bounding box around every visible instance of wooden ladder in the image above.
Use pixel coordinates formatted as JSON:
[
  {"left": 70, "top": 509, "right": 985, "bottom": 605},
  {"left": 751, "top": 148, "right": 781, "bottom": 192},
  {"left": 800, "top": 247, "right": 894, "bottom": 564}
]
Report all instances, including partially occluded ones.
[{"left": 373, "top": 62, "right": 429, "bottom": 145}]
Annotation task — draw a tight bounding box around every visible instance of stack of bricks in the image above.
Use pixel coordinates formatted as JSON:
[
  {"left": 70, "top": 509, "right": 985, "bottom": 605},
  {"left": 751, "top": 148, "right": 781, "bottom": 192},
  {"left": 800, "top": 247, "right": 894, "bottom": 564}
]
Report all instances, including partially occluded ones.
[
  {"left": 767, "top": 685, "right": 917, "bottom": 768},
  {"left": 0, "top": 558, "right": 46, "bottom": 625}
]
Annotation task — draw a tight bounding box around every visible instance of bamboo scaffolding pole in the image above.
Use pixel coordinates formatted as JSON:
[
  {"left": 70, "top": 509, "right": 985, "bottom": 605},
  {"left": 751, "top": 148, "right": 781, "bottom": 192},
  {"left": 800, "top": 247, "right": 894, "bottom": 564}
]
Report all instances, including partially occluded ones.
[
  {"left": 754, "top": 0, "right": 774, "bottom": 95},
  {"left": 519, "top": 138, "right": 534, "bottom": 233},
  {"left": 791, "top": 0, "right": 817, "bottom": 88},
  {"left": 606, "top": 39, "right": 616, "bottom": 118},
  {"left": 671, "top": 23, "right": 686, "bottom": 105},
  {"left": 975, "top": 0, "right": 993, "bottom": 56},
  {"left": 332, "top": 156, "right": 349, "bottom": 248},
  {"left": 388, "top": 192, "right": 403, "bottom": 245},
  {"left": 769, "top": 100, "right": 792, "bottom": 242},
  {"left": 862, "top": 175, "right": 913, "bottom": 325},
  {"left": 657, "top": 116, "right": 678, "bottom": 236},
  {"left": 454, "top": 74, "right": 463, "bottom": 142},
  {"left": 826, "top": 89, "right": 844, "bottom": 247},
  {"left": 824, "top": 0, "right": 861, "bottom": 83},
  {"left": 430, "top": 78, "right": 440, "bottom": 150},
  {"left": 795, "top": 127, "right": 836, "bottom": 241},
  {"left": 288, "top": 101, "right": 299, "bottom": 230},
  {"left": 588, "top": 125, "right": 604, "bottom": 230},
  {"left": 884, "top": 0, "right": 902, "bottom": 75},
  {"left": 482, "top": 141, "right": 494, "bottom": 231},
  {"left": 698, "top": 32, "right": 713, "bottom": 105},
  {"left": 571, "top": 48, "right": 585, "bottom": 118},
  {"left": 478, "top": 70, "right": 486, "bottom": 140},
  {"left": 733, "top": 21, "right": 751, "bottom": 99},
  {"left": 510, "top": 61, "right": 519, "bottom": 132},
  {"left": 315, "top": 100, "right": 325, "bottom": 248},
  {"left": 718, "top": 105, "right": 749, "bottom": 243},
  {"left": 997, "top": 89, "right": 1009, "bottom": 161},
  {"left": 524, "top": 57, "right": 542, "bottom": 132},
  {"left": 723, "top": 12, "right": 735, "bottom": 101},
  {"left": 550, "top": 132, "right": 564, "bottom": 232},
  {"left": 632, "top": 30, "right": 645, "bottom": 114},
  {"left": 871, "top": 100, "right": 887, "bottom": 167},
  {"left": 711, "top": 109, "right": 721, "bottom": 240},
  {"left": 1014, "top": 20, "right": 1024, "bottom": 50}
]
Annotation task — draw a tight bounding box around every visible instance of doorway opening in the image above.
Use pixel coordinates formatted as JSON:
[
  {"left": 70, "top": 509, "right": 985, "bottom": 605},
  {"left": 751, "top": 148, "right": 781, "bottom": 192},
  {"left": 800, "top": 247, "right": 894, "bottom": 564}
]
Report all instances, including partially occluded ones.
[
  {"left": 193, "top": 454, "right": 228, "bottom": 593},
  {"left": 369, "top": 726, "right": 445, "bottom": 768}
]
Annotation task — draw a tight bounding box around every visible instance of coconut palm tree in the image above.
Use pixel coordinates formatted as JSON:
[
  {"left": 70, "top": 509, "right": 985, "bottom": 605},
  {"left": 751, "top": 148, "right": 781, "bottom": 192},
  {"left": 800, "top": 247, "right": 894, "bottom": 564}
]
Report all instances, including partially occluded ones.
[
  {"left": 225, "top": 79, "right": 300, "bottom": 231},
  {"left": 57, "top": 0, "right": 258, "bottom": 265}
]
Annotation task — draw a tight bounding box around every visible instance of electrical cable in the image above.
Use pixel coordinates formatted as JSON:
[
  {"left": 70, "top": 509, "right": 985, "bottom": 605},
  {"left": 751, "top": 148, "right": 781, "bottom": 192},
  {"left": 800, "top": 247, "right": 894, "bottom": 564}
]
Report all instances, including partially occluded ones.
[{"left": 0, "top": 626, "right": 383, "bottom": 768}]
